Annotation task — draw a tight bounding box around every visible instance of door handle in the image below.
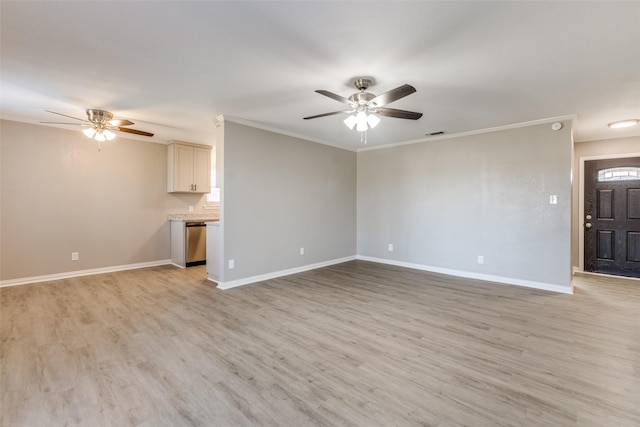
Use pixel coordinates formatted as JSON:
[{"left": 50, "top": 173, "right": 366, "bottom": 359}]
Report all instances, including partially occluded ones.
[{"left": 585, "top": 223, "right": 593, "bottom": 228}]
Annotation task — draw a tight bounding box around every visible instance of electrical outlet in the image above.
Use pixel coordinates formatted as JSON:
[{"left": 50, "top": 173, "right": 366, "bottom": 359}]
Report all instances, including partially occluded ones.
[
  {"left": 189, "top": 205, "right": 194, "bottom": 212},
  {"left": 549, "top": 195, "right": 558, "bottom": 205},
  {"left": 300, "top": 247, "right": 305, "bottom": 255},
  {"left": 71, "top": 252, "right": 79, "bottom": 261},
  {"left": 228, "top": 259, "right": 234, "bottom": 269},
  {"left": 477, "top": 255, "right": 484, "bottom": 264},
  {"left": 388, "top": 244, "right": 394, "bottom": 252}
]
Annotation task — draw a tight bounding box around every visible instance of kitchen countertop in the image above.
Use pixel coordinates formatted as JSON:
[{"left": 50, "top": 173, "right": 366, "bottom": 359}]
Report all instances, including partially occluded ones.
[{"left": 168, "top": 213, "right": 220, "bottom": 221}]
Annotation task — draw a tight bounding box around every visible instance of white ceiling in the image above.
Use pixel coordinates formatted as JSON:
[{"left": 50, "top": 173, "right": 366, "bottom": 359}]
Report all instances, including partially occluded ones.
[{"left": 1, "top": 1, "right": 639, "bottom": 150}]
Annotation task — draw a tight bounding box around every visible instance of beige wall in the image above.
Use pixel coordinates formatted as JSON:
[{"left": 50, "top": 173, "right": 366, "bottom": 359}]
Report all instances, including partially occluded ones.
[
  {"left": 571, "top": 136, "right": 640, "bottom": 269},
  {"left": 358, "top": 121, "right": 574, "bottom": 291},
  {"left": 0, "top": 120, "right": 210, "bottom": 281},
  {"left": 219, "top": 121, "right": 356, "bottom": 282},
  {"left": 5, "top": 118, "right": 635, "bottom": 286}
]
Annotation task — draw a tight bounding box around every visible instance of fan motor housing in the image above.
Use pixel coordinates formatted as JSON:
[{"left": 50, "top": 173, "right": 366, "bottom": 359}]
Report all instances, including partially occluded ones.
[
  {"left": 349, "top": 91, "right": 375, "bottom": 105},
  {"left": 86, "top": 109, "right": 113, "bottom": 124}
]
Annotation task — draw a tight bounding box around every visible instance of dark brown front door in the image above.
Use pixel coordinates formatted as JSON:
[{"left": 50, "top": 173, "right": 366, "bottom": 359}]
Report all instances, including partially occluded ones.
[{"left": 584, "top": 157, "right": 640, "bottom": 278}]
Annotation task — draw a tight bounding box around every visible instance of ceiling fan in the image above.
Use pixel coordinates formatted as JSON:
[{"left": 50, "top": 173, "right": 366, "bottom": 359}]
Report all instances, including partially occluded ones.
[
  {"left": 42, "top": 109, "right": 154, "bottom": 145},
  {"left": 304, "top": 78, "right": 422, "bottom": 142}
]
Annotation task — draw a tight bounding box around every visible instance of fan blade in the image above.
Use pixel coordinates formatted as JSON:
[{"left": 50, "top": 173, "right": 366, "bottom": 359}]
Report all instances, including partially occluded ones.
[
  {"left": 304, "top": 110, "right": 351, "bottom": 120},
  {"left": 116, "top": 127, "right": 154, "bottom": 137},
  {"left": 316, "top": 90, "right": 355, "bottom": 106},
  {"left": 375, "top": 107, "right": 423, "bottom": 120},
  {"left": 45, "top": 110, "right": 89, "bottom": 123},
  {"left": 40, "top": 121, "right": 87, "bottom": 126},
  {"left": 109, "top": 119, "right": 134, "bottom": 126},
  {"left": 368, "top": 84, "right": 416, "bottom": 107}
]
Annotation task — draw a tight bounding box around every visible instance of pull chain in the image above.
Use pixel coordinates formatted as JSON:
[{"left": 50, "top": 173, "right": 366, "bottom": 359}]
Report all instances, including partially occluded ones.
[{"left": 360, "top": 130, "right": 367, "bottom": 144}]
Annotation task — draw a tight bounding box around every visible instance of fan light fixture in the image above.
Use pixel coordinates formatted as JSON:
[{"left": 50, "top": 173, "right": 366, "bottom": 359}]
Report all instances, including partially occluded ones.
[
  {"left": 83, "top": 127, "right": 115, "bottom": 141},
  {"left": 82, "top": 109, "right": 117, "bottom": 144},
  {"left": 343, "top": 109, "right": 380, "bottom": 132},
  {"left": 608, "top": 119, "right": 639, "bottom": 129}
]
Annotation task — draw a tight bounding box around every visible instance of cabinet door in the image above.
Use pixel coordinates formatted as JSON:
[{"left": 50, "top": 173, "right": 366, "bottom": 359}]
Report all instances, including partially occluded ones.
[
  {"left": 173, "top": 144, "right": 195, "bottom": 192},
  {"left": 193, "top": 147, "right": 211, "bottom": 193}
]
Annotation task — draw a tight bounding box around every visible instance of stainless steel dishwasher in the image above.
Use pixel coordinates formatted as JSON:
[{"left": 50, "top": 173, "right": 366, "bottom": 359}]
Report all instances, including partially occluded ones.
[{"left": 185, "top": 222, "right": 206, "bottom": 267}]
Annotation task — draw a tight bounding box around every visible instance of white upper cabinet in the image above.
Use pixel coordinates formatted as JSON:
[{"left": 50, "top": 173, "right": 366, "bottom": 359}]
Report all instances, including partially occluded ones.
[{"left": 167, "top": 141, "right": 211, "bottom": 193}]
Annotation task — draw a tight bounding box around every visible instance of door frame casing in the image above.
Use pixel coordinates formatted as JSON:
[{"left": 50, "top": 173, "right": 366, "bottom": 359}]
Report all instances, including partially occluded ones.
[{"left": 577, "top": 152, "right": 640, "bottom": 272}]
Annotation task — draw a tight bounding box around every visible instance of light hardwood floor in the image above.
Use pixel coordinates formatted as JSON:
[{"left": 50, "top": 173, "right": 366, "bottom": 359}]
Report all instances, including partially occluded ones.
[{"left": 1, "top": 261, "right": 639, "bottom": 426}]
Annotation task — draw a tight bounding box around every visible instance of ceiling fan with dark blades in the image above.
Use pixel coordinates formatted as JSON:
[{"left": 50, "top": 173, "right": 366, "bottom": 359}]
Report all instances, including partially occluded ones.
[
  {"left": 304, "top": 78, "right": 422, "bottom": 142},
  {"left": 42, "top": 109, "right": 154, "bottom": 142}
]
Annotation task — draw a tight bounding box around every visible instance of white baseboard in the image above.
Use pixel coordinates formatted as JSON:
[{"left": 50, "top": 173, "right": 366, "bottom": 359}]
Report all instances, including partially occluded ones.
[
  {"left": 0, "top": 259, "right": 172, "bottom": 288},
  {"left": 210, "top": 256, "right": 357, "bottom": 290},
  {"left": 2, "top": 255, "right": 575, "bottom": 294},
  {"left": 356, "top": 255, "right": 574, "bottom": 294}
]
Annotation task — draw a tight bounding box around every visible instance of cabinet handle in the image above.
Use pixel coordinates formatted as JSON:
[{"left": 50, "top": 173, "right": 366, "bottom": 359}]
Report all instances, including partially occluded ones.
[{"left": 194, "top": 184, "right": 197, "bottom": 191}]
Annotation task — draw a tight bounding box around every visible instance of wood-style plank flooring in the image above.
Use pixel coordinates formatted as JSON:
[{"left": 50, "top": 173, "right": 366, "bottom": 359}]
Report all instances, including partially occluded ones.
[{"left": 1, "top": 261, "right": 639, "bottom": 426}]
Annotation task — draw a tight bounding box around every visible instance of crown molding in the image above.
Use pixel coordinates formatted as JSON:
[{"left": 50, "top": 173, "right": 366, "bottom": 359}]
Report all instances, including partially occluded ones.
[
  {"left": 214, "top": 115, "right": 358, "bottom": 152},
  {"left": 357, "top": 114, "right": 578, "bottom": 152}
]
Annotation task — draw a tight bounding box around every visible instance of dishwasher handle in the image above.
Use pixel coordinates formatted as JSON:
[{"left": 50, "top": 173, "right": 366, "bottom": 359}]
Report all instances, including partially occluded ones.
[{"left": 185, "top": 222, "right": 206, "bottom": 227}]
